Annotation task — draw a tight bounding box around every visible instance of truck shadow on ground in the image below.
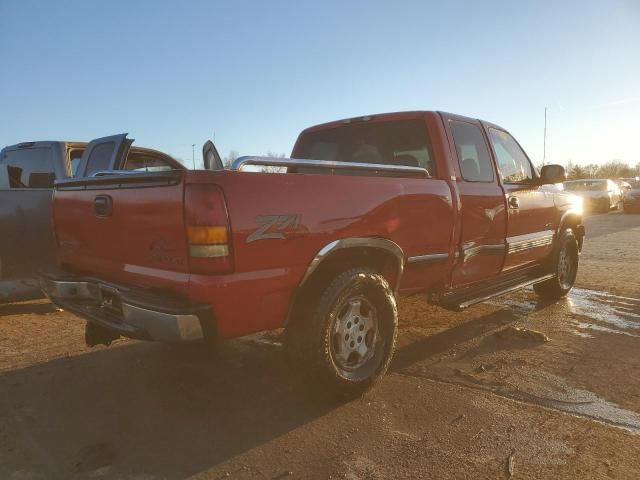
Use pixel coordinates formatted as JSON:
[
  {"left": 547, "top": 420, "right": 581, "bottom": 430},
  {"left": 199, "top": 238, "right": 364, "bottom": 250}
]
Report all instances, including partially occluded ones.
[
  {"left": 0, "top": 300, "right": 58, "bottom": 316},
  {"left": 1, "top": 305, "right": 521, "bottom": 479}
]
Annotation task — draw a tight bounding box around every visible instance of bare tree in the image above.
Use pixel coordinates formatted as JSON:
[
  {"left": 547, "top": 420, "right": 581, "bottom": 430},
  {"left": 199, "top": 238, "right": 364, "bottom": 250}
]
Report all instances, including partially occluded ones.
[
  {"left": 223, "top": 150, "right": 239, "bottom": 168},
  {"left": 263, "top": 152, "right": 287, "bottom": 173}
]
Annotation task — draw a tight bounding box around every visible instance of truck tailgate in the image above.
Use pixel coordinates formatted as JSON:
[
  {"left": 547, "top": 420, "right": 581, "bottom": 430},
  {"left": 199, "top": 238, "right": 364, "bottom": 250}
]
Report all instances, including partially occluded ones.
[{"left": 53, "top": 172, "right": 191, "bottom": 296}]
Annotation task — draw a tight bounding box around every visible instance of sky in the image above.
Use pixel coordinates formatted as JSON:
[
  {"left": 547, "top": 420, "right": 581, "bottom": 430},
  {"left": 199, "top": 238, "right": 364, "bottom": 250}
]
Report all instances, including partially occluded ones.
[{"left": 1, "top": 0, "right": 639, "bottom": 168}]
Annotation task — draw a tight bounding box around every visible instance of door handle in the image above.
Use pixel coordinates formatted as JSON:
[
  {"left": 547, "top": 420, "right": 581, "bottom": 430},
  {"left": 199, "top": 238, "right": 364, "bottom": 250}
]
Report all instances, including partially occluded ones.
[
  {"left": 94, "top": 195, "right": 113, "bottom": 217},
  {"left": 508, "top": 196, "right": 520, "bottom": 209}
]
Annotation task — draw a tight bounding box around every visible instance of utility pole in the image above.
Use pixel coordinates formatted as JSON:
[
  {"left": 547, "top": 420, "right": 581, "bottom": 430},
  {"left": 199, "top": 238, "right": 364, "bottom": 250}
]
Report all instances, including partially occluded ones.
[
  {"left": 543, "top": 107, "right": 547, "bottom": 166},
  {"left": 192, "top": 144, "right": 196, "bottom": 170}
]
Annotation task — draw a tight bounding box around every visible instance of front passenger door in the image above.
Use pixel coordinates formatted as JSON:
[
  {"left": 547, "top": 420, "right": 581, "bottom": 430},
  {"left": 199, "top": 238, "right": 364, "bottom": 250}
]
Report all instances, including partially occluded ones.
[{"left": 486, "top": 127, "right": 555, "bottom": 271}]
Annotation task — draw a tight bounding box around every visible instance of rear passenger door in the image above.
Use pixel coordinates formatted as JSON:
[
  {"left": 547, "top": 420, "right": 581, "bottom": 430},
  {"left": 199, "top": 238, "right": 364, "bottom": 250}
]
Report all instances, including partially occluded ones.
[
  {"left": 75, "top": 134, "right": 132, "bottom": 177},
  {"left": 444, "top": 115, "right": 507, "bottom": 288},
  {"left": 485, "top": 127, "right": 555, "bottom": 271}
]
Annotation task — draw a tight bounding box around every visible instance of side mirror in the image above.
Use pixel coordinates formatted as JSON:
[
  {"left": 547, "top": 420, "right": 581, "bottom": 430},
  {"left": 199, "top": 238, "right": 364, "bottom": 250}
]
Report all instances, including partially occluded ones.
[{"left": 540, "top": 164, "right": 566, "bottom": 185}]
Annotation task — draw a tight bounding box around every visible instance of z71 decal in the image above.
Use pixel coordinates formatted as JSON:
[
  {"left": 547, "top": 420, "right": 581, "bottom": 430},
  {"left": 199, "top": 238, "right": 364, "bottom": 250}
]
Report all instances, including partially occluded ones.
[{"left": 246, "top": 214, "right": 301, "bottom": 243}]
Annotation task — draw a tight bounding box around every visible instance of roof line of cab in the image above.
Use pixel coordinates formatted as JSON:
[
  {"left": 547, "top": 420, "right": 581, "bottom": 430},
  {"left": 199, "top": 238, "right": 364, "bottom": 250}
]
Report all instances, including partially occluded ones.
[{"left": 300, "top": 110, "right": 505, "bottom": 134}]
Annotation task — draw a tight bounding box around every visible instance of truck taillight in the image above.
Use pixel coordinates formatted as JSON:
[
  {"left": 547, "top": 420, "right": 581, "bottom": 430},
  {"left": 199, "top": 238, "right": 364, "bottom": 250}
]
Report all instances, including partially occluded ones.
[{"left": 184, "top": 184, "right": 233, "bottom": 274}]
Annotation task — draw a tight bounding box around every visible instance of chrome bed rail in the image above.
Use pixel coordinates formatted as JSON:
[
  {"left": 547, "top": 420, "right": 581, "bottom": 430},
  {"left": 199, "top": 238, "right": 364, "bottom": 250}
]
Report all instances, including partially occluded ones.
[{"left": 230, "top": 156, "right": 430, "bottom": 178}]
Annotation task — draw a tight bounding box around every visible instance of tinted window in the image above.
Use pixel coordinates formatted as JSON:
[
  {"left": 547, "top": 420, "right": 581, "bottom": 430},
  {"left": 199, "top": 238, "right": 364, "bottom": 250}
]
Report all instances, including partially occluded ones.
[
  {"left": 295, "top": 120, "right": 436, "bottom": 175},
  {"left": 489, "top": 128, "right": 533, "bottom": 183},
  {"left": 0, "top": 147, "right": 55, "bottom": 188},
  {"left": 85, "top": 142, "right": 115, "bottom": 176},
  {"left": 450, "top": 121, "right": 494, "bottom": 182}
]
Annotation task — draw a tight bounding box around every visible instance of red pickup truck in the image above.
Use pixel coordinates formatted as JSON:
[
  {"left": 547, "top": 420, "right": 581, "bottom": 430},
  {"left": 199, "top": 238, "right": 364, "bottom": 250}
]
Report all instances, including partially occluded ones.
[{"left": 41, "top": 111, "right": 584, "bottom": 395}]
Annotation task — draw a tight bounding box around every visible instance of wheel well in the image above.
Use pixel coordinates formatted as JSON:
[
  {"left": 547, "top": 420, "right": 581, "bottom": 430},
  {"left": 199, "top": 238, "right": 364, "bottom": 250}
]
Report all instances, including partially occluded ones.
[
  {"left": 560, "top": 213, "right": 584, "bottom": 251},
  {"left": 286, "top": 247, "right": 400, "bottom": 325}
]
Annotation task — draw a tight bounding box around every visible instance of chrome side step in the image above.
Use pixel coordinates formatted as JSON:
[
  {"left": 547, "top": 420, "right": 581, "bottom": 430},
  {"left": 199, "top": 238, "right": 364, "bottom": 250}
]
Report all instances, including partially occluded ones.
[{"left": 456, "top": 273, "right": 555, "bottom": 310}]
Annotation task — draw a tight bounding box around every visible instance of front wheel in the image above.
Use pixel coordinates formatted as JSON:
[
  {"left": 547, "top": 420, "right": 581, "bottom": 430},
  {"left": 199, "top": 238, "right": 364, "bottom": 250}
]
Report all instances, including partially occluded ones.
[
  {"left": 286, "top": 268, "right": 398, "bottom": 397},
  {"left": 534, "top": 229, "right": 579, "bottom": 300}
]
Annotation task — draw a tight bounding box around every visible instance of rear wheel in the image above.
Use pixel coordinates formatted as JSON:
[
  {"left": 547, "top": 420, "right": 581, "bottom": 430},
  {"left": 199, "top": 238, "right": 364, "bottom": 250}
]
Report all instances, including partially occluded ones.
[
  {"left": 286, "top": 268, "right": 398, "bottom": 396},
  {"left": 534, "top": 228, "right": 579, "bottom": 300}
]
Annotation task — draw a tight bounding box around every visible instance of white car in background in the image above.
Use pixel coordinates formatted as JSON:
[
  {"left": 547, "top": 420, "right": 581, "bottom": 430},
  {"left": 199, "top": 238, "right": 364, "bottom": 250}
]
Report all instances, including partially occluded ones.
[{"left": 563, "top": 179, "right": 623, "bottom": 213}]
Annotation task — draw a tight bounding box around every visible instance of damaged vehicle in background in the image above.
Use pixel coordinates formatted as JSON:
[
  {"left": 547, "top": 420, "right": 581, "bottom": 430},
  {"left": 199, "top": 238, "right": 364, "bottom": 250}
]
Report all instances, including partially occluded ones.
[
  {"left": 563, "top": 179, "right": 623, "bottom": 213},
  {"left": 0, "top": 136, "right": 184, "bottom": 302},
  {"left": 620, "top": 177, "right": 640, "bottom": 213},
  {"left": 41, "top": 111, "right": 585, "bottom": 396}
]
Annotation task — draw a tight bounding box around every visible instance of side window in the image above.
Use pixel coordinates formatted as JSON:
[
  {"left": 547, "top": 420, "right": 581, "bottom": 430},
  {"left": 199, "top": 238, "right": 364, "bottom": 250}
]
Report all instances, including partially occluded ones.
[
  {"left": 84, "top": 142, "right": 115, "bottom": 176},
  {"left": 68, "top": 149, "right": 84, "bottom": 177},
  {"left": 0, "top": 147, "right": 55, "bottom": 188},
  {"left": 488, "top": 128, "right": 533, "bottom": 184},
  {"left": 450, "top": 121, "right": 494, "bottom": 182}
]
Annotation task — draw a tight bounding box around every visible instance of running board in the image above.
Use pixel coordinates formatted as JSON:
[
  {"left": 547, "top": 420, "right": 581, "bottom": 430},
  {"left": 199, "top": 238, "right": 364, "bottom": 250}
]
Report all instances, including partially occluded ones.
[{"left": 440, "top": 273, "right": 555, "bottom": 311}]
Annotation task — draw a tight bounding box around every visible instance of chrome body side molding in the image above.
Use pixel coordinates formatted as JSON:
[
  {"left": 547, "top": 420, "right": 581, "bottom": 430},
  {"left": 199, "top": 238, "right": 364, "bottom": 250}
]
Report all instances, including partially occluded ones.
[
  {"left": 231, "top": 156, "right": 430, "bottom": 178},
  {"left": 407, "top": 253, "right": 449, "bottom": 265},
  {"left": 507, "top": 230, "right": 555, "bottom": 255},
  {"left": 299, "top": 237, "right": 405, "bottom": 294}
]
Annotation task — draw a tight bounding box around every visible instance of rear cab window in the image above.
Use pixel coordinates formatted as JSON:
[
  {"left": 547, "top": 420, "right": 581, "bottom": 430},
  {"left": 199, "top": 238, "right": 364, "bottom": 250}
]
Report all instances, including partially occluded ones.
[
  {"left": 0, "top": 146, "right": 56, "bottom": 188},
  {"left": 294, "top": 119, "right": 436, "bottom": 176}
]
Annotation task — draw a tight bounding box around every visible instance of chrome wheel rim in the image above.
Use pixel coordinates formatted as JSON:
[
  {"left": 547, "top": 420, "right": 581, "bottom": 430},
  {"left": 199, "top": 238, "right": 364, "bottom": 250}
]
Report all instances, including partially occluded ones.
[
  {"left": 557, "top": 245, "right": 575, "bottom": 290},
  {"left": 331, "top": 296, "right": 378, "bottom": 371}
]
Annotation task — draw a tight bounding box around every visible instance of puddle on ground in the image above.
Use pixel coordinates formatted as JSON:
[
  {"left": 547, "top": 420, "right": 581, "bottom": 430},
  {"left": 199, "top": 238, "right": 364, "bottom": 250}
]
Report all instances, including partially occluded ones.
[
  {"left": 514, "top": 384, "right": 640, "bottom": 434},
  {"left": 408, "top": 287, "right": 640, "bottom": 433},
  {"left": 490, "top": 287, "right": 640, "bottom": 338}
]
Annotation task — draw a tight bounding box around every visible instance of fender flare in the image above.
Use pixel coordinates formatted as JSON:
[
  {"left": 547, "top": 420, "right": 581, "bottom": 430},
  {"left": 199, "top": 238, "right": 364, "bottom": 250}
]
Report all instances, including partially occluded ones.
[
  {"left": 299, "top": 237, "right": 405, "bottom": 295},
  {"left": 558, "top": 209, "right": 585, "bottom": 250}
]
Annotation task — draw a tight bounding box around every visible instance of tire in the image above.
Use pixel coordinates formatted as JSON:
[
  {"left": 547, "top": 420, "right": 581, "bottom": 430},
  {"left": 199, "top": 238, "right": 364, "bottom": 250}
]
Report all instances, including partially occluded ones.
[
  {"left": 533, "top": 228, "right": 579, "bottom": 301},
  {"left": 285, "top": 268, "right": 398, "bottom": 397}
]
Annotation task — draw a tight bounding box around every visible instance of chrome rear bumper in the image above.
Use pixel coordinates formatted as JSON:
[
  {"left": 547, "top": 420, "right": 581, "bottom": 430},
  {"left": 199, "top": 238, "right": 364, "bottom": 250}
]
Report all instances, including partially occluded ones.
[{"left": 40, "top": 275, "right": 208, "bottom": 343}]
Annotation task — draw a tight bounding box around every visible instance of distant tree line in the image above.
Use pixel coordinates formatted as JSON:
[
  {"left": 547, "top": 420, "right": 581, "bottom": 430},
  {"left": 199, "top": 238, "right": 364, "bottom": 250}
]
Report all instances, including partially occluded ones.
[{"left": 563, "top": 160, "right": 640, "bottom": 180}]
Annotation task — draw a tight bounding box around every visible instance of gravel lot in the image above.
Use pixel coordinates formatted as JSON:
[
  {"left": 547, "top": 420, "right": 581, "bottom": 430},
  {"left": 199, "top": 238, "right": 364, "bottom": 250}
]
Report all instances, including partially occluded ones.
[{"left": 1, "top": 212, "right": 640, "bottom": 479}]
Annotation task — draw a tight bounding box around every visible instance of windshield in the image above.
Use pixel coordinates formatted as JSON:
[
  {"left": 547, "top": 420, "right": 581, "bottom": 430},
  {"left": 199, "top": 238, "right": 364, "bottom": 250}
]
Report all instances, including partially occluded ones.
[
  {"left": 294, "top": 119, "right": 436, "bottom": 176},
  {"left": 564, "top": 180, "right": 607, "bottom": 192}
]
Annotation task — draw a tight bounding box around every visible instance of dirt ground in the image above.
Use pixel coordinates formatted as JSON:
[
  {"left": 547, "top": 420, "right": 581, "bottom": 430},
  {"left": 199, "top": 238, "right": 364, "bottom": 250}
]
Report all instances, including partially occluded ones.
[{"left": 1, "top": 212, "right": 640, "bottom": 479}]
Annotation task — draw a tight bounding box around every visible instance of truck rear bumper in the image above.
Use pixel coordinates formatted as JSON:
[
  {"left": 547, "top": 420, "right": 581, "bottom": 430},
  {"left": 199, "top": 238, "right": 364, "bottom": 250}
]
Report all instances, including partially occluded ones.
[{"left": 40, "top": 273, "right": 211, "bottom": 343}]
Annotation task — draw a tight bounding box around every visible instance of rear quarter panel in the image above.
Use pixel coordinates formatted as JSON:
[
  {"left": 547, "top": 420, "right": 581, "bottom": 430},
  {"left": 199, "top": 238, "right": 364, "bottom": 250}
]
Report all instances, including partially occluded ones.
[{"left": 187, "top": 170, "right": 453, "bottom": 337}]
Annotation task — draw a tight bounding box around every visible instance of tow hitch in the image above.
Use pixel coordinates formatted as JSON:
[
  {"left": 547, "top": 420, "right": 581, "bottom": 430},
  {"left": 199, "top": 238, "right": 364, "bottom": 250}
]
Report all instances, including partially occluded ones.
[{"left": 85, "top": 322, "right": 120, "bottom": 347}]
